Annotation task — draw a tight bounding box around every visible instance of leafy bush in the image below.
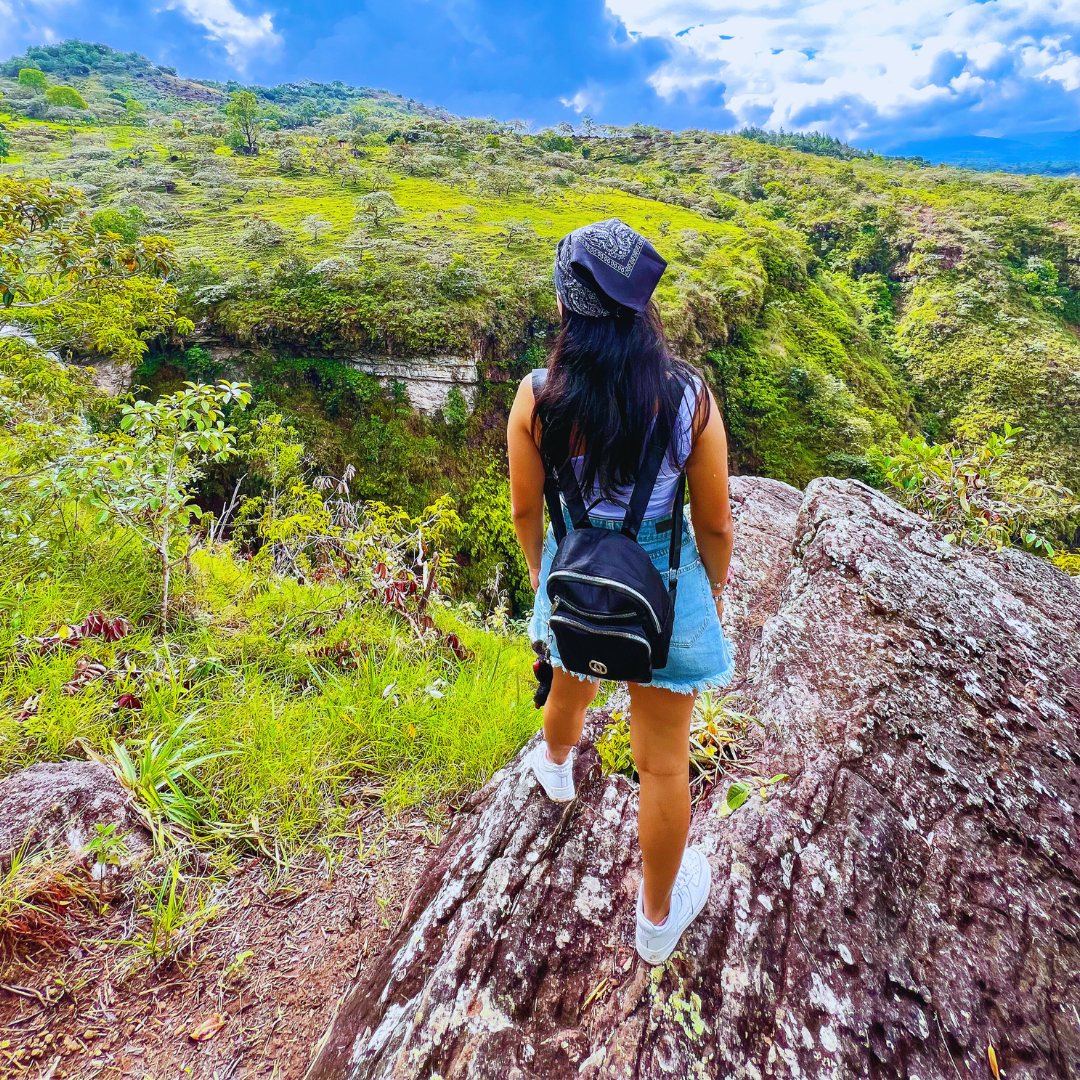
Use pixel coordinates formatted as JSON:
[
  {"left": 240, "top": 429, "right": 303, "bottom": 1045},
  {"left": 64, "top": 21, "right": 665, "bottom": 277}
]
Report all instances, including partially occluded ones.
[
  {"left": 45, "top": 85, "right": 87, "bottom": 109},
  {"left": 439, "top": 255, "right": 482, "bottom": 299},
  {"left": 58, "top": 381, "right": 253, "bottom": 626},
  {"left": 240, "top": 216, "right": 290, "bottom": 249},
  {"left": 1052, "top": 552, "right": 1080, "bottom": 576},
  {"left": 90, "top": 206, "right": 147, "bottom": 242},
  {"left": 458, "top": 460, "right": 532, "bottom": 611},
  {"left": 876, "top": 426, "right": 1080, "bottom": 553},
  {"left": 18, "top": 68, "right": 47, "bottom": 91}
]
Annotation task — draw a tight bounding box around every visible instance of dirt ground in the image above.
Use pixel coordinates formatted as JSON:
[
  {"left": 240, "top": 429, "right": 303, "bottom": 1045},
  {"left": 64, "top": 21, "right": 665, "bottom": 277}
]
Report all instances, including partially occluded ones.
[{"left": 0, "top": 810, "right": 438, "bottom": 1080}]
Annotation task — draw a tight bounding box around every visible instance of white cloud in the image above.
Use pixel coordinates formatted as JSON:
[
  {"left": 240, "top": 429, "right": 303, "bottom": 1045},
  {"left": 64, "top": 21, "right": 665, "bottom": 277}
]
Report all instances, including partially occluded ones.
[
  {"left": 162, "top": 0, "right": 281, "bottom": 66},
  {"left": 605, "top": 0, "right": 1080, "bottom": 144}
]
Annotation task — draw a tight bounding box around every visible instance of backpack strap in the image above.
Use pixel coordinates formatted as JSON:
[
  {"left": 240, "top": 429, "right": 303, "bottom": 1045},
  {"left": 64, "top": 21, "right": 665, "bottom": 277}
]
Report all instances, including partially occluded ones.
[
  {"left": 620, "top": 390, "right": 686, "bottom": 599},
  {"left": 620, "top": 406, "right": 674, "bottom": 542},
  {"left": 531, "top": 368, "right": 590, "bottom": 544},
  {"left": 667, "top": 473, "right": 686, "bottom": 595}
]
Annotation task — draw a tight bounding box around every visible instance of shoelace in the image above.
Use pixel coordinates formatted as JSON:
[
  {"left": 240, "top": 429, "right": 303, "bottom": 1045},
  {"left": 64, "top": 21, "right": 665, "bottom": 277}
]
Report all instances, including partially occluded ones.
[{"left": 672, "top": 860, "right": 698, "bottom": 907}]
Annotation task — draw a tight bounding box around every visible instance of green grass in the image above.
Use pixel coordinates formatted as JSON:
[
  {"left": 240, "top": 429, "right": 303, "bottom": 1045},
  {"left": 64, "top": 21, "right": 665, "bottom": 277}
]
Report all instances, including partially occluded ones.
[{"left": 0, "top": 542, "right": 538, "bottom": 848}]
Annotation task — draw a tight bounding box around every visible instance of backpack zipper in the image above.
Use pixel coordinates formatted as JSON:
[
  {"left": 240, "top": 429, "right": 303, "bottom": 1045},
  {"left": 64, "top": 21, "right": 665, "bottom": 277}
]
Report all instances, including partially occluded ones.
[
  {"left": 551, "top": 595, "right": 638, "bottom": 622},
  {"left": 547, "top": 570, "right": 663, "bottom": 634},
  {"left": 549, "top": 613, "right": 653, "bottom": 658}
]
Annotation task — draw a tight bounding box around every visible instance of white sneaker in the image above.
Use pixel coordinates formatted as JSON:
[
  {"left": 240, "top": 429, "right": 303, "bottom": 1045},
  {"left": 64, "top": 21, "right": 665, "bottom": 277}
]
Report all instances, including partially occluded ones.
[
  {"left": 528, "top": 742, "right": 576, "bottom": 802},
  {"left": 635, "top": 847, "right": 712, "bottom": 965}
]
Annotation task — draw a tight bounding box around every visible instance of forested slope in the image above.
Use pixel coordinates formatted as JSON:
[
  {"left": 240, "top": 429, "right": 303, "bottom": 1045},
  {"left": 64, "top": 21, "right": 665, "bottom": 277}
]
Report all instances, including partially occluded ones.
[{"left": 2, "top": 41, "right": 1079, "bottom": 593}]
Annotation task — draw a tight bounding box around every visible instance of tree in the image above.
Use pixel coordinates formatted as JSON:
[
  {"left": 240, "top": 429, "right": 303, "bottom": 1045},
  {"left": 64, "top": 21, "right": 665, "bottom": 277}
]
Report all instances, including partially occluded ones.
[
  {"left": 226, "top": 90, "right": 263, "bottom": 155},
  {"left": 0, "top": 128, "right": 9, "bottom": 162},
  {"left": 45, "top": 85, "right": 87, "bottom": 110},
  {"left": 499, "top": 219, "right": 536, "bottom": 249},
  {"left": 339, "top": 165, "right": 363, "bottom": 189},
  {"left": 0, "top": 177, "right": 189, "bottom": 364},
  {"left": 353, "top": 191, "right": 404, "bottom": 230},
  {"left": 277, "top": 145, "right": 302, "bottom": 173},
  {"left": 67, "top": 381, "right": 252, "bottom": 627},
  {"left": 361, "top": 167, "right": 395, "bottom": 192},
  {"left": 300, "top": 214, "right": 332, "bottom": 242},
  {"left": 240, "top": 215, "right": 289, "bottom": 249},
  {"left": 18, "top": 68, "right": 46, "bottom": 92}
]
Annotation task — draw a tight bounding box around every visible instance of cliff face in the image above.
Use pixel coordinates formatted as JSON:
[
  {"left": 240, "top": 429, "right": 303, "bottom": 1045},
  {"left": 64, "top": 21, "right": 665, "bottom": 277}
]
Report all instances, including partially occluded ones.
[{"left": 308, "top": 477, "right": 1080, "bottom": 1080}]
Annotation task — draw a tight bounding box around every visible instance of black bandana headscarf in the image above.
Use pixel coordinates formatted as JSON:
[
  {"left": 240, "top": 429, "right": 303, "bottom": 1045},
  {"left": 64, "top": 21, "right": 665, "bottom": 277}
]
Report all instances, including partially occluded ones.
[{"left": 553, "top": 218, "right": 667, "bottom": 319}]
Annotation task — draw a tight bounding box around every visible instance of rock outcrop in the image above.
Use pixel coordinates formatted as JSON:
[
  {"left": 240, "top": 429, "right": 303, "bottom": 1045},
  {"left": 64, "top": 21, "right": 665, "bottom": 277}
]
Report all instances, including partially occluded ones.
[
  {"left": 346, "top": 355, "right": 480, "bottom": 415},
  {"left": 307, "top": 477, "right": 1080, "bottom": 1080},
  {"left": 0, "top": 760, "right": 152, "bottom": 871}
]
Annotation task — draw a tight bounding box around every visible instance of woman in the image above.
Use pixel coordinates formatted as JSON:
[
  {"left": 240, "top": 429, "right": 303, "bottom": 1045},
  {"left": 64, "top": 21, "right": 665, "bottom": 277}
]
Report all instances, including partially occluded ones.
[{"left": 507, "top": 218, "right": 735, "bottom": 965}]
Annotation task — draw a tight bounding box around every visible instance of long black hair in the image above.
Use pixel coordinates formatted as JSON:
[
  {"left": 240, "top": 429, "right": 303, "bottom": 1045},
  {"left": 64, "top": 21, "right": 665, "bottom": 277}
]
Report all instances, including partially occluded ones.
[{"left": 532, "top": 303, "right": 709, "bottom": 498}]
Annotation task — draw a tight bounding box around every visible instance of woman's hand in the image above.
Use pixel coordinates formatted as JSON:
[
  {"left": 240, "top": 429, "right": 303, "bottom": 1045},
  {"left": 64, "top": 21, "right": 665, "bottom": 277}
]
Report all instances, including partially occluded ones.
[
  {"left": 713, "top": 593, "right": 724, "bottom": 619},
  {"left": 530, "top": 566, "right": 541, "bottom": 591}
]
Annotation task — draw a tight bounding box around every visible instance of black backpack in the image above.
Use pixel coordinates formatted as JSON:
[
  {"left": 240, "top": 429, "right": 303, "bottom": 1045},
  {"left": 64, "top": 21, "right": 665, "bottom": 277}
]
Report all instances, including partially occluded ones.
[{"left": 532, "top": 369, "right": 685, "bottom": 684}]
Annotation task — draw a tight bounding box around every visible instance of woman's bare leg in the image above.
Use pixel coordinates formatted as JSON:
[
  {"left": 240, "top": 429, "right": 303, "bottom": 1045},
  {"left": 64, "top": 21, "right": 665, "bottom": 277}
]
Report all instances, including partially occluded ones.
[
  {"left": 543, "top": 667, "right": 600, "bottom": 764},
  {"left": 628, "top": 683, "right": 696, "bottom": 924}
]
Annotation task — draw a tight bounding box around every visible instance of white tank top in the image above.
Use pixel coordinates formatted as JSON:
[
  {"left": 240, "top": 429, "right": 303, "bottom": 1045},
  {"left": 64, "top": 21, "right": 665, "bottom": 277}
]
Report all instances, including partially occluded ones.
[{"left": 569, "top": 377, "right": 699, "bottom": 522}]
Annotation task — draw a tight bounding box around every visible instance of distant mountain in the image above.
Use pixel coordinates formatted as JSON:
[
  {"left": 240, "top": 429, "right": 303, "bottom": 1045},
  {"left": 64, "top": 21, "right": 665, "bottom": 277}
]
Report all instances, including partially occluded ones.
[
  {"left": 0, "top": 39, "right": 454, "bottom": 122},
  {"left": 1009, "top": 129, "right": 1080, "bottom": 150},
  {"left": 887, "top": 132, "right": 1080, "bottom": 174}
]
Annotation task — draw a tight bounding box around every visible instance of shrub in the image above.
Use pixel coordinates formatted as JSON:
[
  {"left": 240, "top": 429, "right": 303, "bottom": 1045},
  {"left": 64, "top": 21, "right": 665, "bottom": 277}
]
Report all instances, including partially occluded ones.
[
  {"left": 300, "top": 213, "right": 332, "bottom": 242},
  {"left": 459, "top": 460, "right": 532, "bottom": 611},
  {"left": 439, "top": 255, "right": 482, "bottom": 299},
  {"left": 876, "top": 426, "right": 1080, "bottom": 554},
  {"left": 240, "top": 216, "right": 290, "bottom": 249},
  {"left": 18, "top": 68, "right": 47, "bottom": 91},
  {"left": 276, "top": 146, "right": 302, "bottom": 173},
  {"left": 45, "top": 85, "right": 88, "bottom": 109},
  {"left": 90, "top": 206, "right": 147, "bottom": 242}
]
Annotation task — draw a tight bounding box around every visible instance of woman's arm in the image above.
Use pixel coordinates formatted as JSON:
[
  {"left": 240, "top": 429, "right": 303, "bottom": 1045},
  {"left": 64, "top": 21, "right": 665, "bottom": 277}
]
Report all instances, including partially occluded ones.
[
  {"left": 684, "top": 386, "right": 734, "bottom": 615},
  {"left": 507, "top": 375, "right": 547, "bottom": 590}
]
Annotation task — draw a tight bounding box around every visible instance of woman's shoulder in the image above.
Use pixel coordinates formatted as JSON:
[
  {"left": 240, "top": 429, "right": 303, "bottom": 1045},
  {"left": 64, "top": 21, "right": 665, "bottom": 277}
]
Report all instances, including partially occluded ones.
[{"left": 670, "top": 369, "right": 708, "bottom": 455}]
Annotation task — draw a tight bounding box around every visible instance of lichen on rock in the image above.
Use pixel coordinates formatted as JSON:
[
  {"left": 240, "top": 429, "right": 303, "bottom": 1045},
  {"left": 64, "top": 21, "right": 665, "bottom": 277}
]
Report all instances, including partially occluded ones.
[{"left": 308, "top": 477, "right": 1080, "bottom": 1080}]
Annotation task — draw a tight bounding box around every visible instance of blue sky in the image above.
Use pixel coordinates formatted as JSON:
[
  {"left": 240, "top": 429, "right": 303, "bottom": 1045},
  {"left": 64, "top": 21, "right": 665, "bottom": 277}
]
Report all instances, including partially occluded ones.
[{"left": 2, "top": 0, "right": 1079, "bottom": 150}]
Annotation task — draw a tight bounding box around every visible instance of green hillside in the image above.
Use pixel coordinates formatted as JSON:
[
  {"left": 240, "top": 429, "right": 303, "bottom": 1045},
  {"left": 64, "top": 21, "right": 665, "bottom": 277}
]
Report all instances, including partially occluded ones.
[
  {"left": 2, "top": 42, "right": 1080, "bottom": 597},
  {"left": 0, "top": 42, "right": 1078, "bottom": 984}
]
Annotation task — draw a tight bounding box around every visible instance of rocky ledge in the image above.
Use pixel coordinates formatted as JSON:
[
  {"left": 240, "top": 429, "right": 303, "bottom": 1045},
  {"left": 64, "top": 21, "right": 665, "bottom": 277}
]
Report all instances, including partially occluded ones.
[{"left": 308, "top": 476, "right": 1080, "bottom": 1080}]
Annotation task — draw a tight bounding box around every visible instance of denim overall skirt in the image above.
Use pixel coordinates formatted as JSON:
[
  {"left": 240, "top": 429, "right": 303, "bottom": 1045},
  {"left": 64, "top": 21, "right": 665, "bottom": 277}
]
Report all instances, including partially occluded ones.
[{"left": 528, "top": 509, "right": 735, "bottom": 695}]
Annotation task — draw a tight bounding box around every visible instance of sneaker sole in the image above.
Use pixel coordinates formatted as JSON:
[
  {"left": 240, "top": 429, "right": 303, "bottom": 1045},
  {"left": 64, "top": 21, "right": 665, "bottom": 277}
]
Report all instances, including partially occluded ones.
[{"left": 636, "top": 860, "right": 712, "bottom": 965}]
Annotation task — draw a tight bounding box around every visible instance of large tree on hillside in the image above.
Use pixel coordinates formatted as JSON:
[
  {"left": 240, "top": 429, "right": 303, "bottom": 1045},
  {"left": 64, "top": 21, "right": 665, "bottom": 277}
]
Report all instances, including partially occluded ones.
[
  {"left": 353, "top": 191, "right": 404, "bottom": 231},
  {"left": 226, "top": 90, "right": 263, "bottom": 155}
]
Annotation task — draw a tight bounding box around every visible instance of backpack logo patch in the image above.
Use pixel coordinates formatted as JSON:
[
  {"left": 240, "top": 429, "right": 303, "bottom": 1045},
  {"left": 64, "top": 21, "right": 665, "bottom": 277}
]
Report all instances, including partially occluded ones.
[{"left": 589, "top": 659, "right": 608, "bottom": 675}]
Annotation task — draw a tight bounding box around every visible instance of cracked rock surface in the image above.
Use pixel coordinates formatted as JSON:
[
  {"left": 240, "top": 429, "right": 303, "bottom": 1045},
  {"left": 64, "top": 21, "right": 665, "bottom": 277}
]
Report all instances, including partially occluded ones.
[{"left": 308, "top": 477, "right": 1080, "bottom": 1080}]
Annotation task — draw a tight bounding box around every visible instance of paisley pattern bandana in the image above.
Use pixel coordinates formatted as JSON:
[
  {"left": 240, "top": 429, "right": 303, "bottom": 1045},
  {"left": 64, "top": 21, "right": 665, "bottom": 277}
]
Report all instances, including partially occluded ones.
[{"left": 553, "top": 218, "right": 667, "bottom": 318}]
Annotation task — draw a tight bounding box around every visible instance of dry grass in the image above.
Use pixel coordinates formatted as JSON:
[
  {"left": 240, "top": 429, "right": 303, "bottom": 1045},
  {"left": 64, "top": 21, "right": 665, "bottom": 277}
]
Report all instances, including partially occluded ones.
[{"left": 0, "top": 847, "right": 103, "bottom": 962}]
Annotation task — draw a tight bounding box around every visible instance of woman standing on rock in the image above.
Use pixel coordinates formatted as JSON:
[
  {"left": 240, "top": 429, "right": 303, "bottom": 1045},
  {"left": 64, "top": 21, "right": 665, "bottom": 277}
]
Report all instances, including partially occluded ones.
[{"left": 507, "top": 218, "right": 735, "bottom": 964}]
